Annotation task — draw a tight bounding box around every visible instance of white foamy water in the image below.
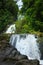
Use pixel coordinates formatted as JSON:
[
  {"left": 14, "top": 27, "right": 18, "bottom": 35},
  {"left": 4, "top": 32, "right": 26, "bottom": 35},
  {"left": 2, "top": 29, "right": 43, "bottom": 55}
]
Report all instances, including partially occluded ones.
[
  {"left": 17, "top": 0, "right": 23, "bottom": 9},
  {"left": 40, "top": 60, "right": 43, "bottom": 65},
  {"left": 10, "top": 34, "right": 43, "bottom": 64},
  {"left": 6, "top": 24, "right": 16, "bottom": 34},
  {"left": 10, "top": 34, "right": 40, "bottom": 60}
]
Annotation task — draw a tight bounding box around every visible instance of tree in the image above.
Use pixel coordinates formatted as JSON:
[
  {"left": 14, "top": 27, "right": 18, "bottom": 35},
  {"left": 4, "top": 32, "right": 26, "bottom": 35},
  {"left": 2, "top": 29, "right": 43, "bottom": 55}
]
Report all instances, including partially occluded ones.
[
  {"left": 0, "top": 0, "right": 18, "bottom": 33},
  {"left": 20, "top": 0, "right": 43, "bottom": 32}
]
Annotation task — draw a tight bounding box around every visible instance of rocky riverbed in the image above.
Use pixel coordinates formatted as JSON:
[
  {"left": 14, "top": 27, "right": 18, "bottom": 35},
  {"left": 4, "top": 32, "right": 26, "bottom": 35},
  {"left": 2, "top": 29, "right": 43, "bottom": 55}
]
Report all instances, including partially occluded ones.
[{"left": 0, "top": 35, "right": 40, "bottom": 65}]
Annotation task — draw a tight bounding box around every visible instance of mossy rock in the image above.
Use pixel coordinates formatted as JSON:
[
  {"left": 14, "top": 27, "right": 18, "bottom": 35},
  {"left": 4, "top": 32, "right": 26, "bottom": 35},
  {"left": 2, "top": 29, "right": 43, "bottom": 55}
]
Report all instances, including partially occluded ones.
[{"left": 0, "top": 34, "right": 10, "bottom": 41}]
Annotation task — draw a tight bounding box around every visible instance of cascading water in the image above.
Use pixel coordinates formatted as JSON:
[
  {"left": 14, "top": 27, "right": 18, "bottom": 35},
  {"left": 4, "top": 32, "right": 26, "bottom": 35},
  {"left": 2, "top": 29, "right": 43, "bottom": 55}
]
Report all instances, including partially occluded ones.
[
  {"left": 6, "top": 24, "right": 16, "bottom": 34},
  {"left": 10, "top": 34, "right": 43, "bottom": 64},
  {"left": 10, "top": 34, "right": 40, "bottom": 60}
]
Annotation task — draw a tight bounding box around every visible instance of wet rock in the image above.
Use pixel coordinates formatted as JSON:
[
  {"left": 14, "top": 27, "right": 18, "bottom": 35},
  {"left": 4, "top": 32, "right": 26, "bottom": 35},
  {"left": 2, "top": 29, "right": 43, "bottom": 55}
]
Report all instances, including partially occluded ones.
[
  {"left": 15, "top": 59, "right": 39, "bottom": 65},
  {"left": 0, "top": 44, "right": 1, "bottom": 48}
]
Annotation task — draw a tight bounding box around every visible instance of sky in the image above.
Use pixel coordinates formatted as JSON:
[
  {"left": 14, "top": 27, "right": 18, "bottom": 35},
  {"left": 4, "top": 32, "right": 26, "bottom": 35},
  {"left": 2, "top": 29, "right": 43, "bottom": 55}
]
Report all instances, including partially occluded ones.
[{"left": 17, "top": 0, "right": 23, "bottom": 9}]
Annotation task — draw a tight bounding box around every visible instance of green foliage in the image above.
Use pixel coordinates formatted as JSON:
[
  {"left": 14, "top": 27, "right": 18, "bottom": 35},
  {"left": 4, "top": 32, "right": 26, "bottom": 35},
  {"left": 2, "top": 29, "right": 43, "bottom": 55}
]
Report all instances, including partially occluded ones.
[
  {"left": 0, "top": 0, "right": 18, "bottom": 33},
  {"left": 15, "top": 16, "right": 35, "bottom": 33},
  {"left": 21, "top": 24, "right": 29, "bottom": 33},
  {"left": 15, "top": 14, "right": 43, "bottom": 33},
  {"left": 20, "top": 0, "right": 43, "bottom": 32}
]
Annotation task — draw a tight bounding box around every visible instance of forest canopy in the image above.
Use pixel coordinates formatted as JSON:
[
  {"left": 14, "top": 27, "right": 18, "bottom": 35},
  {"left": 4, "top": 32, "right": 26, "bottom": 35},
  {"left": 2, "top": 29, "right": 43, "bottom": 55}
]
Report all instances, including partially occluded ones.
[
  {"left": 15, "top": 0, "right": 43, "bottom": 33},
  {"left": 0, "top": 0, "right": 43, "bottom": 34},
  {"left": 0, "top": 0, "right": 18, "bottom": 33}
]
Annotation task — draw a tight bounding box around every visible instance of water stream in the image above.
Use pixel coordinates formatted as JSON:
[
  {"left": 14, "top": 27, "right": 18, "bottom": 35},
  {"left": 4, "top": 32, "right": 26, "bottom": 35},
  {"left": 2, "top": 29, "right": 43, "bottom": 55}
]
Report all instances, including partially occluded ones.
[
  {"left": 6, "top": 24, "right": 15, "bottom": 34},
  {"left": 6, "top": 24, "right": 43, "bottom": 65},
  {"left": 10, "top": 34, "right": 43, "bottom": 64}
]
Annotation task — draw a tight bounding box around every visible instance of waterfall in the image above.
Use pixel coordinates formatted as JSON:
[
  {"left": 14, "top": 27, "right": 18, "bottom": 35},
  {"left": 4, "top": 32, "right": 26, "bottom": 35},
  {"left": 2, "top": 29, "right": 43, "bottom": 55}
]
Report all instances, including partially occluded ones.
[
  {"left": 10, "top": 34, "right": 40, "bottom": 60},
  {"left": 6, "top": 24, "right": 16, "bottom": 34}
]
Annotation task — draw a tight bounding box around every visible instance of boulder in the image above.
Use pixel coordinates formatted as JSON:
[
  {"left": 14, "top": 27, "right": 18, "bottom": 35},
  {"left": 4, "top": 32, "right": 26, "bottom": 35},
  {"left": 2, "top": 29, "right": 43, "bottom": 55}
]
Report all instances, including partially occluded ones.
[{"left": 15, "top": 60, "right": 39, "bottom": 65}]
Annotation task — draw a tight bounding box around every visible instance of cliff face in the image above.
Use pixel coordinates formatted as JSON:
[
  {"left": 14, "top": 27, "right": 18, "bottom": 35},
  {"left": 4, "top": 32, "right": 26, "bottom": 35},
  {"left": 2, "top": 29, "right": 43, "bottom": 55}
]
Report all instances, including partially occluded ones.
[{"left": 0, "top": 35, "right": 39, "bottom": 65}]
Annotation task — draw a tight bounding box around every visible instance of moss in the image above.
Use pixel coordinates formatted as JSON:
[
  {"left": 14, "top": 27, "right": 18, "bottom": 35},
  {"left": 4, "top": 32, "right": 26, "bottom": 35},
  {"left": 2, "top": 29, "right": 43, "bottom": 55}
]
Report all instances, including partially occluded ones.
[{"left": 0, "top": 33, "right": 11, "bottom": 42}]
